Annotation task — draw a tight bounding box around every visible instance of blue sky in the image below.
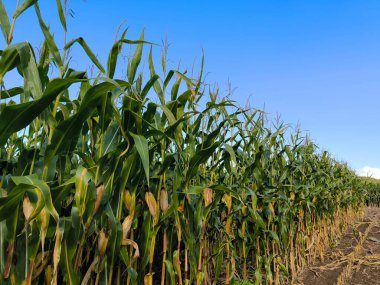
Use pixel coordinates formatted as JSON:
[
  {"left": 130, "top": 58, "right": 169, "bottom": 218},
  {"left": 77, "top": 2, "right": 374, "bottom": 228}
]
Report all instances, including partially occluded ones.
[{"left": 2, "top": 0, "right": 380, "bottom": 175}]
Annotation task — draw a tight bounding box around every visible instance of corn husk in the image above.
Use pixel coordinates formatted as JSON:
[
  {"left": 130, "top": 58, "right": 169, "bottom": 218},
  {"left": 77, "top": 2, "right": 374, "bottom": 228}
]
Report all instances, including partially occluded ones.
[
  {"left": 222, "top": 194, "right": 232, "bottom": 212},
  {"left": 23, "top": 195, "right": 34, "bottom": 222},
  {"left": 123, "top": 189, "right": 133, "bottom": 211},
  {"left": 268, "top": 202, "right": 275, "bottom": 216},
  {"left": 145, "top": 192, "right": 158, "bottom": 225},
  {"left": 98, "top": 230, "right": 108, "bottom": 257},
  {"left": 160, "top": 188, "right": 169, "bottom": 213},
  {"left": 40, "top": 208, "right": 49, "bottom": 260},
  {"left": 93, "top": 183, "right": 105, "bottom": 215},
  {"left": 52, "top": 227, "right": 63, "bottom": 285},
  {"left": 203, "top": 187, "right": 213, "bottom": 207},
  {"left": 122, "top": 215, "right": 133, "bottom": 239}
]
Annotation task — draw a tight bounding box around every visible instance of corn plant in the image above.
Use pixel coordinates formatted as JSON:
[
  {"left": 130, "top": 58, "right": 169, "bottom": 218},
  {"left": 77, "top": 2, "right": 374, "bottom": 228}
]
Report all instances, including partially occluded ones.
[{"left": 361, "top": 177, "right": 380, "bottom": 207}]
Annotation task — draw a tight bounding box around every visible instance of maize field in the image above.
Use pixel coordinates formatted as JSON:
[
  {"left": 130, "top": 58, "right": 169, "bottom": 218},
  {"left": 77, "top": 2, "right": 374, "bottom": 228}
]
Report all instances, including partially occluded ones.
[
  {"left": 362, "top": 178, "right": 380, "bottom": 207},
  {"left": 0, "top": 1, "right": 377, "bottom": 284}
]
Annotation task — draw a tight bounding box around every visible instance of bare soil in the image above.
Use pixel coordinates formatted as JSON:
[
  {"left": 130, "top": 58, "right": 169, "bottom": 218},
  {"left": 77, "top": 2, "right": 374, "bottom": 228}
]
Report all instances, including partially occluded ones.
[{"left": 296, "top": 207, "right": 380, "bottom": 285}]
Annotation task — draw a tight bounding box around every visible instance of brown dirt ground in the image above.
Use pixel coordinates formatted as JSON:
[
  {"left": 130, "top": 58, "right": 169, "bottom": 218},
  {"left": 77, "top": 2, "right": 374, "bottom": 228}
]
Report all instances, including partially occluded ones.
[{"left": 296, "top": 207, "right": 380, "bottom": 285}]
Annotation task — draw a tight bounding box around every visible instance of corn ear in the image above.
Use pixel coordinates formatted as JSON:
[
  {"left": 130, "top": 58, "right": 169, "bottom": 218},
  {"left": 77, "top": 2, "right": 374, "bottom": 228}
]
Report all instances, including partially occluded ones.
[{"left": 145, "top": 192, "right": 158, "bottom": 225}]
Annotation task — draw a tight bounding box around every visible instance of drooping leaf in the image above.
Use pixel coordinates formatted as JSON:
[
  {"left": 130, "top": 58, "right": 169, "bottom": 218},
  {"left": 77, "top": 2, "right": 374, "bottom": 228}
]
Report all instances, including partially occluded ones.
[
  {"left": 64, "top": 37, "right": 105, "bottom": 73},
  {"left": 141, "top": 74, "right": 159, "bottom": 99},
  {"left": 0, "top": 43, "right": 20, "bottom": 80},
  {"left": 11, "top": 174, "right": 59, "bottom": 222},
  {"left": 12, "top": 0, "right": 37, "bottom": 19},
  {"left": 0, "top": 72, "right": 85, "bottom": 147},
  {"left": 224, "top": 143, "right": 237, "bottom": 173},
  {"left": 0, "top": 86, "right": 23, "bottom": 99}
]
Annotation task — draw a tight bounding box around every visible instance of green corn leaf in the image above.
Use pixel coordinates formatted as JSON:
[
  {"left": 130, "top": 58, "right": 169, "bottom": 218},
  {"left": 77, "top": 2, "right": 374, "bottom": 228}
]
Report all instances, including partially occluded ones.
[
  {"left": 65, "top": 37, "right": 105, "bottom": 73},
  {"left": 127, "top": 30, "right": 144, "bottom": 83},
  {"left": 171, "top": 76, "right": 182, "bottom": 101},
  {"left": 44, "top": 81, "right": 119, "bottom": 165},
  {"left": 213, "top": 241, "right": 224, "bottom": 282},
  {"left": 186, "top": 142, "right": 220, "bottom": 184},
  {"left": 163, "top": 70, "right": 174, "bottom": 89},
  {"left": 164, "top": 260, "right": 176, "bottom": 285},
  {"left": 252, "top": 211, "right": 265, "bottom": 230},
  {"left": 0, "top": 0, "right": 10, "bottom": 42},
  {"left": 141, "top": 74, "right": 159, "bottom": 99},
  {"left": 55, "top": 0, "right": 66, "bottom": 31},
  {"left": 102, "top": 122, "right": 119, "bottom": 156},
  {"left": 254, "top": 266, "right": 262, "bottom": 285},
  {"left": 0, "top": 73, "right": 85, "bottom": 147},
  {"left": 104, "top": 203, "right": 123, "bottom": 284},
  {"left": 119, "top": 152, "right": 137, "bottom": 192},
  {"left": 194, "top": 50, "right": 204, "bottom": 96},
  {"left": 34, "top": 3, "right": 63, "bottom": 68},
  {"left": 0, "top": 185, "right": 31, "bottom": 222},
  {"left": 187, "top": 186, "right": 204, "bottom": 195},
  {"left": 160, "top": 104, "right": 176, "bottom": 125},
  {"left": 0, "top": 86, "right": 23, "bottom": 99},
  {"left": 127, "top": 268, "right": 138, "bottom": 285},
  {"left": 148, "top": 47, "right": 164, "bottom": 104},
  {"left": 12, "top": 0, "right": 37, "bottom": 19},
  {"left": 15, "top": 42, "right": 42, "bottom": 100},
  {"left": 119, "top": 248, "right": 129, "bottom": 267},
  {"left": 174, "top": 71, "right": 193, "bottom": 92},
  {"left": 98, "top": 88, "right": 111, "bottom": 131},
  {"left": 224, "top": 144, "right": 237, "bottom": 167},
  {"left": 11, "top": 175, "right": 59, "bottom": 222},
  {"left": 27, "top": 228, "right": 41, "bottom": 262},
  {"left": 107, "top": 38, "right": 151, "bottom": 79},
  {"left": 267, "top": 230, "right": 280, "bottom": 243},
  {"left": 61, "top": 237, "right": 81, "bottom": 285},
  {"left": 106, "top": 27, "right": 128, "bottom": 78},
  {"left": 0, "top": 44, "right": 20, "bottom": 80},
  {"left": 130, "top": 132, "right": 150, "bottom": 186},
  {"left": 157, "top": 154, "right": 175, "bottom": 175}
]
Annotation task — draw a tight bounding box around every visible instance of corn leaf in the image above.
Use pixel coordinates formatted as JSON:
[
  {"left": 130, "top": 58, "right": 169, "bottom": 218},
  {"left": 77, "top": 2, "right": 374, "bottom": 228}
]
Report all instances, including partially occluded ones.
[
  {"left": 130, "top": 132, "right": 150, "bottom": 186},
  {"left": 0, "top": 0, "right": 10, "bottom": 42},
  {"left": 55, "top": 0, "right": 66, "bottom": 31},
  {"left": 65, "top": 37, "right": 105, "bottom": 73},
  {"left": 12, "top": 0, "right": 37, "bottom": 19},
  {"left": 127, "top": 30, "right": 144, "bottom": 83},
  {"left": 0, "top": 73, "right": 85, "bottom": 147},
  {"left": 107, "top": 38, "right": 151, "bottom": 79},
  {"left": 34, "top": 3, "right": 63, "bottom": 68},
  {"left": 44, "top": 81, "right": 118, "bottom": 165},
  {"left": 0, "top": 86, "right": 23, "bottom": 99}
]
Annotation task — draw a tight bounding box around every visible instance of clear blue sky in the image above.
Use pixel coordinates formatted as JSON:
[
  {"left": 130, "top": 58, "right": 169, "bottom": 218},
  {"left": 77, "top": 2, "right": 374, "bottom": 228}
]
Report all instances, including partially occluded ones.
[{"left": 2, "top": 0, "right": 380, "bottom": 173}]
